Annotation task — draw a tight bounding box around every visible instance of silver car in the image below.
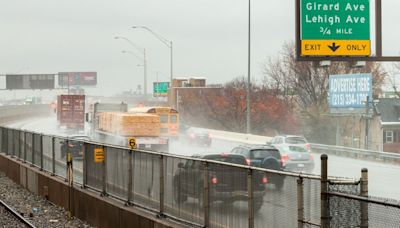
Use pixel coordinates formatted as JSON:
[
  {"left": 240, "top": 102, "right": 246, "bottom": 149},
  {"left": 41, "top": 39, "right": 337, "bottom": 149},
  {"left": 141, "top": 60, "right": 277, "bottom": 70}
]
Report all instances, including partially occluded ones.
[{"left": 268, "top": 135, "right": 314, "bottom": 173}]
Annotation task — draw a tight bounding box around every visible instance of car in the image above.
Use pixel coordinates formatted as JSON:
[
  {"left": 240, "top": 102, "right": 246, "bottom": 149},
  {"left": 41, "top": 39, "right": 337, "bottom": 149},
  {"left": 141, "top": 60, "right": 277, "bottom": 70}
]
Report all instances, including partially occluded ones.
[
  {"left": 173, "top": 153, "right": 268, "bottom": 212},
  {"left": 61, "top": 135, "right": 90, "bottom": 160},
  {"left": 268, "top": 135, "right": 315, "bottom": 173},
  {"left": 182, "top": 127, "right": 212, "bottom": 147},
  {"left": 230, "top": 145, "right": 285, "bottom": 190}
]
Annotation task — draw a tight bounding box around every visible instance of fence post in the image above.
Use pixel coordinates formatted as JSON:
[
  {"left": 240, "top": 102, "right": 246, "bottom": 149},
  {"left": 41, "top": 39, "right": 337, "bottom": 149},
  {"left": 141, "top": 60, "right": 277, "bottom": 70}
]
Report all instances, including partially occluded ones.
[
  {"left": 360, "top": 168, "right": 369, "bottom": 228},
  {"left": 5, "top": 128, "right": 9, "bottom": 155},
  {"left": 101, "top": 146, "right": 107, "bottom": 197},
  {"left": 126, "top": 150, "right": 133, "bottom": 205},
  {"left": 40, "top": 134, "right": 43, "bottom": 171},
  {"left": 23, "top": 132, "right": 27, "bottom": 163},
  {"left": 248, "top": 168, "right": 254, "bottom": 228},
  {"left": 82, "top": 143, "right": 87, "bottom": 187},
  {"left": 51, "top": 137, "right": 55, "bottom": 176},
  {"left": 159, "top": 154, "right": 165, "bottom": 217},
  {"left": 65, "top": 139, "right": 69, "bottom": 181},
  {"left": 297, "top": 177, "right": 304, "bottom": 228},
  {"left": 31, "top": 133, "right": 35, "bottom": 167},
  {"left": 203, "top": 161, "right": 210, "bottom": 228},
  {"left": 321, "top": 154, "right": 329, "bottom": 228},
  {"left": 10, "top": 129, "right": 15, "bottom": 158},
  {"left": 18, "top": 131, "right": 22, "bottom": 160}
]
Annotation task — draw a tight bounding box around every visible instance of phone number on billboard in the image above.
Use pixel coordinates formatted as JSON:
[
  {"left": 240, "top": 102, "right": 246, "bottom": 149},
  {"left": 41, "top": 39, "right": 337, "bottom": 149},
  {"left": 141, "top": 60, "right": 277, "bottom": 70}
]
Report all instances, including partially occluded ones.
[{"left": 330, "top": 93, "right": 369, "bottom": 107}]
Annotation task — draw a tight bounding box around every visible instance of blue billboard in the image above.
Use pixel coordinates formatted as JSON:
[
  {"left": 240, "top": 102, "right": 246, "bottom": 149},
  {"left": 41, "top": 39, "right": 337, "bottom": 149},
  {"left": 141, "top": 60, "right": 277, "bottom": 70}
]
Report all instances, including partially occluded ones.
[{"left": 329, "top": 73, "right": 372, "bottom": 109}]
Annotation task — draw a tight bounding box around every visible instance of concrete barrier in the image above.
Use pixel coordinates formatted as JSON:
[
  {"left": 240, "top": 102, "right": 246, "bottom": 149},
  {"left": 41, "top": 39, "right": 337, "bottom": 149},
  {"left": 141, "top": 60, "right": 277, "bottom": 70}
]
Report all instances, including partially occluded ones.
[
  {"left": 206, "top": 128, "right": 271, "bottom": 144},
  {"left": 0, "top": 104, "right": 51, "bottom": 124}
]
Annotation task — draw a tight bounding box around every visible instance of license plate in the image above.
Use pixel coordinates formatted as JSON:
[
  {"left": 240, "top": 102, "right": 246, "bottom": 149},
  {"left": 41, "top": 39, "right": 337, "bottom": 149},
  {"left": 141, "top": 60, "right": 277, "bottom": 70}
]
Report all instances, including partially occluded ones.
[{"left": 297, "top": 164, "right": 305, "bottom": 168}]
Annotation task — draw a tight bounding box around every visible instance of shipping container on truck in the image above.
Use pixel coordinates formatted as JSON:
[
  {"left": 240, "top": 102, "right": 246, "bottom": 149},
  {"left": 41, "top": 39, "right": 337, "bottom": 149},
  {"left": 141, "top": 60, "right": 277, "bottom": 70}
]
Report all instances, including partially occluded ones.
[
  {"left": 86, "top": 102, "right": 169, "bottom": 153},
  {"left": 57, "top": 95, "right": 85, "bottom": 130}
]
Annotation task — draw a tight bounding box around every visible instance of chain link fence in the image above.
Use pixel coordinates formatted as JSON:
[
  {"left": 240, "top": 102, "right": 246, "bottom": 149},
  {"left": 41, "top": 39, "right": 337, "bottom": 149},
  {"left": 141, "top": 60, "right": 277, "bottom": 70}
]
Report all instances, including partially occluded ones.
[{"left": 1, "top": 126, "right": 400, "bottom": 228}]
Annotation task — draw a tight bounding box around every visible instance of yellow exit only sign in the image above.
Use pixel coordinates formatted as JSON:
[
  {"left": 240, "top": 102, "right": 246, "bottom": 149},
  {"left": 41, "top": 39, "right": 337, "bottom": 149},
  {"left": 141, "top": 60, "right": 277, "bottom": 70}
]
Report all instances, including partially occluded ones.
[{"left": 301, "top": 40, "right": 370, "bottom": 56}]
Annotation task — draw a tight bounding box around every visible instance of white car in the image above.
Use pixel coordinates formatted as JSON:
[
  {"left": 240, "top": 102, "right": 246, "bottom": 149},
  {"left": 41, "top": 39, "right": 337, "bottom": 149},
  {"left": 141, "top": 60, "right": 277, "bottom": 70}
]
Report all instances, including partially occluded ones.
[{"left": 268, "top": 135, "right": 315, "bottom": 173}]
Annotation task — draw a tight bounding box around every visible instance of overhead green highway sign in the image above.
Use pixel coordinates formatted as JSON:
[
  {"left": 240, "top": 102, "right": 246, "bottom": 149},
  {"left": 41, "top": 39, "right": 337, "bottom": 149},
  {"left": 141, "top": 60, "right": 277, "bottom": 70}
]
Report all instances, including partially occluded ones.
[
  {"left": 153, "top": 82, "right": 169, "bottom": 97},
  {"left": 300, "top": 0, "right": 371, "bottom": 56}
]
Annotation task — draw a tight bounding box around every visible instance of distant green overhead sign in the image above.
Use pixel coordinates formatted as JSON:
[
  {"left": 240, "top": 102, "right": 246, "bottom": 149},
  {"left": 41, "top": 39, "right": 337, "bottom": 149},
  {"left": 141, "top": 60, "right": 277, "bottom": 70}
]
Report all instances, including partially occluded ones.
[
  {"left": 300, "top": 0, "right": 371, "bottom": 56},
  {"left": 153, "top": 82, "right": 169, "bottom": 97}
]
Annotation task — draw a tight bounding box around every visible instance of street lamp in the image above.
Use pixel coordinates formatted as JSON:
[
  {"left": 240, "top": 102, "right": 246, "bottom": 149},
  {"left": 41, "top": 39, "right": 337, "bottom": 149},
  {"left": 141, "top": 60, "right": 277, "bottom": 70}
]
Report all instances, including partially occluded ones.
[
  {"left": 131, "top": 26, "right": 173, "bottom": 87},
  {"left": 246, "top": 0, "right": 251, "bottom": 134},
  {"left": 115, "top": 36, "right": 148, "bottom": 96}
]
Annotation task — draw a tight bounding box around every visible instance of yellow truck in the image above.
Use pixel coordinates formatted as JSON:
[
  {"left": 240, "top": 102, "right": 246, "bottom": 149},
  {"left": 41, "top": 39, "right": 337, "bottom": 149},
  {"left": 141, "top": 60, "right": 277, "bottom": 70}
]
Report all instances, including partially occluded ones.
[{"left": 87, "top": 102, "right": 169, "bottom": 152}]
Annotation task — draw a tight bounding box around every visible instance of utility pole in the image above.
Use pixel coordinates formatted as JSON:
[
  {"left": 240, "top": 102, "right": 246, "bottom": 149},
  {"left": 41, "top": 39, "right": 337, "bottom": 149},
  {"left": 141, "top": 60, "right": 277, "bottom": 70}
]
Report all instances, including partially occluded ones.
[{"left": 365, "top": 96, "right": 369, "bottom": 150}]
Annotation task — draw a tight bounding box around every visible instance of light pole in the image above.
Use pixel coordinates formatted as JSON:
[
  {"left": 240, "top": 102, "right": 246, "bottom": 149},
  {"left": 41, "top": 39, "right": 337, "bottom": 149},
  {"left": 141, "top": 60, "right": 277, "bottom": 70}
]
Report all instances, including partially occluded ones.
[
  {"left": 115, "top": 36, "right": 148, "bottom": 96},
  {"left": 121, "top": 50, "right": 147, "bottom": 96},
  {"left": 131, "top": 26, "right": 173, "bottom": 87},
  {"left": 246, "top": 0, "right": 251, "bottom": 134}
]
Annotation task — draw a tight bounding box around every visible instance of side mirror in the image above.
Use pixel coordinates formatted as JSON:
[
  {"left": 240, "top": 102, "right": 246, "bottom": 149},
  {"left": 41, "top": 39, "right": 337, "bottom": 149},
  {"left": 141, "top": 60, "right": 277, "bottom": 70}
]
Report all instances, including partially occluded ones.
[{"left": 177, "top": 162, "right": 184, "bottom": 169}]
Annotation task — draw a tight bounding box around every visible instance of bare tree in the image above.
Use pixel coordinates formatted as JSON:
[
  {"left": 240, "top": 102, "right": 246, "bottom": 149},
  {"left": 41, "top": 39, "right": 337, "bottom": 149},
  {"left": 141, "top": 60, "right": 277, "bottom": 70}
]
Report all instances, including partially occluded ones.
[{"left": 263, "top": 42, "right": 386, "bottom": 144}]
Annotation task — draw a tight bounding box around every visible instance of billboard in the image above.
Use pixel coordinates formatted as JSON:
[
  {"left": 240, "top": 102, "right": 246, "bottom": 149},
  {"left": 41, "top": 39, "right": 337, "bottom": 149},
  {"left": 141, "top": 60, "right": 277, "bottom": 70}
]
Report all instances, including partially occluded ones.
[
  {"left": 6, "top": 74, "right": 55, "bottom": 90},
  {"left": 153, "top": 82, "right": 169, "bottom": 97},
  {"left": 329, "top": 73, "right": 372, "bottom": 112},
  {"left": 58, "top": 72, "right": 97, "bottom": 86}
]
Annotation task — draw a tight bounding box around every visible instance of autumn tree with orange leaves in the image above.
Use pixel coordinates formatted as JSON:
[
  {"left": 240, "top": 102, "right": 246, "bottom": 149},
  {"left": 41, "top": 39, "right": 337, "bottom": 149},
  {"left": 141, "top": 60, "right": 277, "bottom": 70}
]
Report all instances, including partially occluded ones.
[{"left": 179, "top": 77, "right": 298, "bottom": 135}]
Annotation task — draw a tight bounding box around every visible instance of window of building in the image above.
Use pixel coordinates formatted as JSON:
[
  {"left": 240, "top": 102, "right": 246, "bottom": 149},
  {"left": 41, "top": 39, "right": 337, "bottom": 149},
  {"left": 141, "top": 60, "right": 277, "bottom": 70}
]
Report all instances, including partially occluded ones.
[{"left": 384, "top": 131, "right": 394, "bottom": 143}]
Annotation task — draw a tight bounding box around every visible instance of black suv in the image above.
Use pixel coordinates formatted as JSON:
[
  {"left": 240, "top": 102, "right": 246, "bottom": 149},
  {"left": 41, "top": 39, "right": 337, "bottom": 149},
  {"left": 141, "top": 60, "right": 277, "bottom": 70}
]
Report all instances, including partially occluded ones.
[
  {"left": 173, "top": 153, "right": 268, "bottom": 211},
  {"left": 230, "top": 145, "right": 285, "bottom": 190}
]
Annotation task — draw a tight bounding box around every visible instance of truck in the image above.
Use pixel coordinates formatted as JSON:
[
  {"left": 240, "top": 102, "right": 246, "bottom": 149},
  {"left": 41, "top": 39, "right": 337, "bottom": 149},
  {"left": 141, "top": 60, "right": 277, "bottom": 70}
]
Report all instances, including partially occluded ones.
[
  {"left": 86, "top": 102, "right": 169, "bottom": 152},
  {"left": 57, "top": 95, "right": 85, "bottom": 131}
]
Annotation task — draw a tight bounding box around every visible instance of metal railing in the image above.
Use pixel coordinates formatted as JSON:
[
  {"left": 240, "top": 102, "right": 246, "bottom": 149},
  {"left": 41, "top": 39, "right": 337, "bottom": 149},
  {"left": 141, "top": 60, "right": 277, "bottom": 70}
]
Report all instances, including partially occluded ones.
[
  {"left": 1, "top": 126, "right": 399, "bottom": 228},
  {"left": 311, "top": 143, "right": 400, "bottom": 164}
]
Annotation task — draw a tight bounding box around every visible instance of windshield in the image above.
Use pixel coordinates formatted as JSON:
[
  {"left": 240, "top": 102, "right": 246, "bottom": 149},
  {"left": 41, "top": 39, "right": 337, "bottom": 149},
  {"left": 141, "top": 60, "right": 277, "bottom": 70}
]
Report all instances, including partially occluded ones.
[
  {"left": 159, "top": 115, "right": 168, "bottom": 123},
  {"left": 285, "top": 137, "right": 307, "bottom": 144},
  {"left": 251, "top": 149, "right": 280, "bottom": 160}
]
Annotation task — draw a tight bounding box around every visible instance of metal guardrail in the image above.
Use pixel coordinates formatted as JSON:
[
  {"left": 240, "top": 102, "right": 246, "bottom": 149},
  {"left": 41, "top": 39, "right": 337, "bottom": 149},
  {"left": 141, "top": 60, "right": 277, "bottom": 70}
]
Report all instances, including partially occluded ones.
[{"left": 310, "top": 143, "right": 400, "bottom": 164}]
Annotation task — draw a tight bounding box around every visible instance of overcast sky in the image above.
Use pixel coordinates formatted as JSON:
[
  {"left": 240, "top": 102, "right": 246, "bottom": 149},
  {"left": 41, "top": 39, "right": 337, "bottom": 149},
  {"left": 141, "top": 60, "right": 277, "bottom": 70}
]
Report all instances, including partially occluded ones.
[{"left": 0, "top": 0, "right": 399, "bottom": 99}]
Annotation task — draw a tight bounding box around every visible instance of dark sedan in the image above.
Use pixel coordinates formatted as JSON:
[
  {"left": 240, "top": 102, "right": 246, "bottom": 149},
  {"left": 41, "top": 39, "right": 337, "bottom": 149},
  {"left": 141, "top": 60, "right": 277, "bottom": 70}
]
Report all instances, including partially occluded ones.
[{"left": 182, "top": 128, "right": 212, "bottom": 147}]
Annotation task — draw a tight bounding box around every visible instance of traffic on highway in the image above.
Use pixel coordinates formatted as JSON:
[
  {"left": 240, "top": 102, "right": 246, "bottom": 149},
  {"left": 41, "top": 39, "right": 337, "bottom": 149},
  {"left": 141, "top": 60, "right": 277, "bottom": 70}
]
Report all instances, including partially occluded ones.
[{"left": 1, "top": 0, "right": 400, "bottom": 227}]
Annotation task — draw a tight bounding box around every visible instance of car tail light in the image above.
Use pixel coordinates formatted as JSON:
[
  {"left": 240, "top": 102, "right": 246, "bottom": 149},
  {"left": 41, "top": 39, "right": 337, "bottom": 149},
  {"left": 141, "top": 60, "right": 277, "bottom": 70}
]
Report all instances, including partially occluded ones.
[
  {"left": 246, "top": 158, "right": 251, "bottom": 166},
  {"left": 309, "top": 154, "right": 314, "bottom": 161},
  {"left": 211, "top": 176, "right": 218, "bottom": 184},
  {"left": 262, "top": 176, "right": 268, "bottom": 184},
  {"left": 220, "top": 153, "right": 229, "bottom": 157},
  {"left": 305, "top": 143, "right": 311, "bottom": 151},
  {"left": 68, "top": 144, "right": 74, "bottom": 148},
  {"left": 280, "top": 154, "right": 289, "bottom": 167}
]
